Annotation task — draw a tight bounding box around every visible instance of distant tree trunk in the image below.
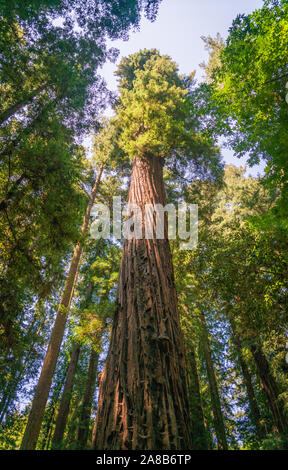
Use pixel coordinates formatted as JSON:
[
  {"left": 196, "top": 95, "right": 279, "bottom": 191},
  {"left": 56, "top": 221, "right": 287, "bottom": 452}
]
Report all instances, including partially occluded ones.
[
  {"left": 186, "top": 342, "right": 208, "bottom": 449},
  {"left": 229, "top": 320, "right": 264, "bottom": 440},
  {"left": 92, "top": 154, "right": 191, "bottom": 450},
  {"left": 76, "top": 348, "right": 100, "bottom": 448},
  {"left": 51, "top": 343, "right": 81, "bottom": 448},
  {"left": 52, "top": 282, "right": 95, "bottom": 448},
  {"left": 250, "top": 343, "right": 288, "bottom": 434},
  {"left": 0, "top": 313, "right": 47, "bottom": 423},
  {"left": 41, "top": 398, "right": 58, "bottom": 450},
  {"left": 199, "top": 310, "right": 228, "bottom": 450},
  {"left": 76, "top": 324, "right": 107, "bottom": 449},
  {"left": 41, "top": 362, "right": 68, "bottom": 450},
  {"left": 21, "top": 164, "right": 104, "bottom": 450},
  {"left": 0, "top": 84, "right": 48, "bottom": 125}
]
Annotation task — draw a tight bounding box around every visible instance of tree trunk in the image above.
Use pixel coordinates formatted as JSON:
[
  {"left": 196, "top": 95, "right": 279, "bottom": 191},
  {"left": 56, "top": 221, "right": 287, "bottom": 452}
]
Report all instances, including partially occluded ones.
[
  {"left": 200, "top": 311, "right": 228, "bottom": 450},
  {"left": 41, "top": 360, "right": 68, "bottom": 450},
  {"left": 0, "top": 84, "right": 48, "bottom": 125},
  {"left": 51, "top": 343, "right": 81, "bottom": 448},
  {"left": 52, "top": 282, "right": 95, "bottom": 448},
  {"left": 92, "top": 154, "right": 191, "bottom": 450},
  {"left": 0, "top": 313, "right": 46, "bottom": 423},
  {"left": 76, "top": 348, "right": 99, "bottom": 448},
  {"left": 250, "top": 343, "right": 287, "bottom": 434},
  {"left": 186, "top": 342, "right": 208, "bottom": 449},
  {"left": 76, "top": 323, "right": 107, "bottom": 449},
  {"left": 229, "top": 320, "right": 264, "bottom": 440},
  {"left": 21, "top": 164, "right": 104, "bottom": 450}
]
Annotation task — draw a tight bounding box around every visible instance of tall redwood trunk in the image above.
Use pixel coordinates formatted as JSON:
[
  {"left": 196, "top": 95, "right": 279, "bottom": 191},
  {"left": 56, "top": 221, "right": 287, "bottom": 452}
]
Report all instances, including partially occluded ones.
[
  {"left": 0, "top": 312, "right": 45, "bottom": 423},
  {"left": 76, "top": 324, "right": 107, "bottom": 449},
  {"left": 76, "top": 348, "right": 99, "bottom": 448},
  {"left": 92, "top": 154, "right": 191, "bottom": 450},
  {"left": 52, "top": 283, "right": 95, "bottom": 447},
  {"left": 250, "top": 343, "right": 287, "bottom": 434},
  {"left": 21, "top": 165, "right": 104, "bottom": 450},
  {"left": 199, "top": 310, "right": 228, "bottom": 450},
  {"left": 186, "top": 343, "right": 208, "bottom": 449},
  {"left": 51, "top": 343, "right": 81, "bottom": 447},
  {"left": 229, "top": 320, "right": 264, "bottom": 440}
]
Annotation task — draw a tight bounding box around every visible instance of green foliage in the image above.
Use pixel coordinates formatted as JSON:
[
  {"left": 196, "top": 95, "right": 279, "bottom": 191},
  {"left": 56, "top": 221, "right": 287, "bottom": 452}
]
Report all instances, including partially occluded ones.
[
  {"left": 0, "top": 0, "right": 162, "bottom": 353},
  {"left": 0, "top": 411, "right": 28, "bottom": 450},
  {"left": 0, "top": 0, "right": 162, "bottom": 444},
  {"left": 205, "top": 0, "right": 288, "bottom": 229},
  {"left": 1, "top": 0, "right": 287, "bottom": 452},
  {"left": 259, "top": 433, "right": 288, "bottom": 450},
  {"left": 113, "top": 49, "right": 223, "bottom": 186},
  {"left": 173, "top": 165, "right": 288, "bottom": 448}
]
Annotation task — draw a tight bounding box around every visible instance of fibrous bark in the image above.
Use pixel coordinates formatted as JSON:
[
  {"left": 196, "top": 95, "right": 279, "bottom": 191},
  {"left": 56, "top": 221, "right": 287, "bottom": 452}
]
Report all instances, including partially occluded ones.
[{"left": 92, "top": 154, "right": 191, "bottom": 450}]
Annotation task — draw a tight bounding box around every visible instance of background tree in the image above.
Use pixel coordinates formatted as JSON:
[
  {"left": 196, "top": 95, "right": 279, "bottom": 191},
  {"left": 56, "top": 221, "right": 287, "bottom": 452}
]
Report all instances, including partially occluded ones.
[{"left": 173, "top": 165, "right": 288, "bottom": 449}]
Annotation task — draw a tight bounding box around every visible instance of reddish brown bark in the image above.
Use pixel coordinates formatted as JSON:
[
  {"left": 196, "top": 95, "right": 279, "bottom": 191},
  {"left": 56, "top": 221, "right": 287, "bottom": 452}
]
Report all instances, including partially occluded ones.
[
  {"left": 92, "top": 155, "right": 191, "bottom": 450},
  {"left": 21, "top": 165, "right": 104, "bottom": 450}
]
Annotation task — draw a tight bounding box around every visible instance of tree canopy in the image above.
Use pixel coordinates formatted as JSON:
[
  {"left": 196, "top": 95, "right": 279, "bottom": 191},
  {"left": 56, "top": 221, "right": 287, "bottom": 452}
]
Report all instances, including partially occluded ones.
[{"left": 0, "top": 0, "right": 288, "bottom": 453}]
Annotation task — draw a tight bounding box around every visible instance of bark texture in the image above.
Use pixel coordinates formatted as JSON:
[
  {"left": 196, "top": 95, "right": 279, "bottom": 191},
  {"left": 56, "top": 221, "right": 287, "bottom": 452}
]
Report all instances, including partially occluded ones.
[
  {"left": 21, "top": 165, "right": 104, "bottom": 450},
  {"left": 92, "top": 155, "right": 191, "bottom": 450}
]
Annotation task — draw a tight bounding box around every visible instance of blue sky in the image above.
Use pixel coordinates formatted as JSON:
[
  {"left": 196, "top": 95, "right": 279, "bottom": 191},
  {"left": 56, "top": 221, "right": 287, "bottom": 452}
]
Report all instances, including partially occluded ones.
[{"left": 99, "top": 0, "right": 265, "bottom": 176}]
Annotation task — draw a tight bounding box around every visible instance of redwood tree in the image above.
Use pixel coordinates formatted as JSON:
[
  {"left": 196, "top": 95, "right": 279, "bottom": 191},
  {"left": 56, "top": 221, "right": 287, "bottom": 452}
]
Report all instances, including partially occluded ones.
[{"left": 92, "top": 50, "right": 221, "bottom": 450}]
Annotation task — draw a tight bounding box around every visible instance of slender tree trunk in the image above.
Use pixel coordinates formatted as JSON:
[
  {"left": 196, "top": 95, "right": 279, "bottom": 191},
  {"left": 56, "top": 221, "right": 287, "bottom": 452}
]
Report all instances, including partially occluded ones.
[
  {"left": 250, "top": 343, "right": 287, "bottom": 434},
  {"left": 0, "top": 84, "right": 48, "bottom": 125},
  {"left": 41, "top": 398, "right": 58, "bottom": 450},
  {"left": 52, "top": 282, "right": 95, "bottom": 448},
  {"left": 0, "top": 313, "right": 47, "bottom": 423},
  {"left": 21, "top": 164, "right": 104, "bottom": 450},
  {"left": 51, "top": 343, "right": 81, "bottom": 448},
  {"left": 41, "top": 360, "right": 68, "bottom": 450},
  {"left": 92, "top": 154, "right": 191, "bottom": 450},
  {"left": 76, "top": 348, "right": 99, "bottom": 448},
  {"left": 229, "top": 320, "right": 264, "bottom": 440},
  {"left": 186, "top": 342, "right": 208, "bottom": 449},
  {"left": 76, "top": 323, "right": 107, "bottom": 449},
  {"left": 200, "top": 311, "right": 228, "bottom": 450}
]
